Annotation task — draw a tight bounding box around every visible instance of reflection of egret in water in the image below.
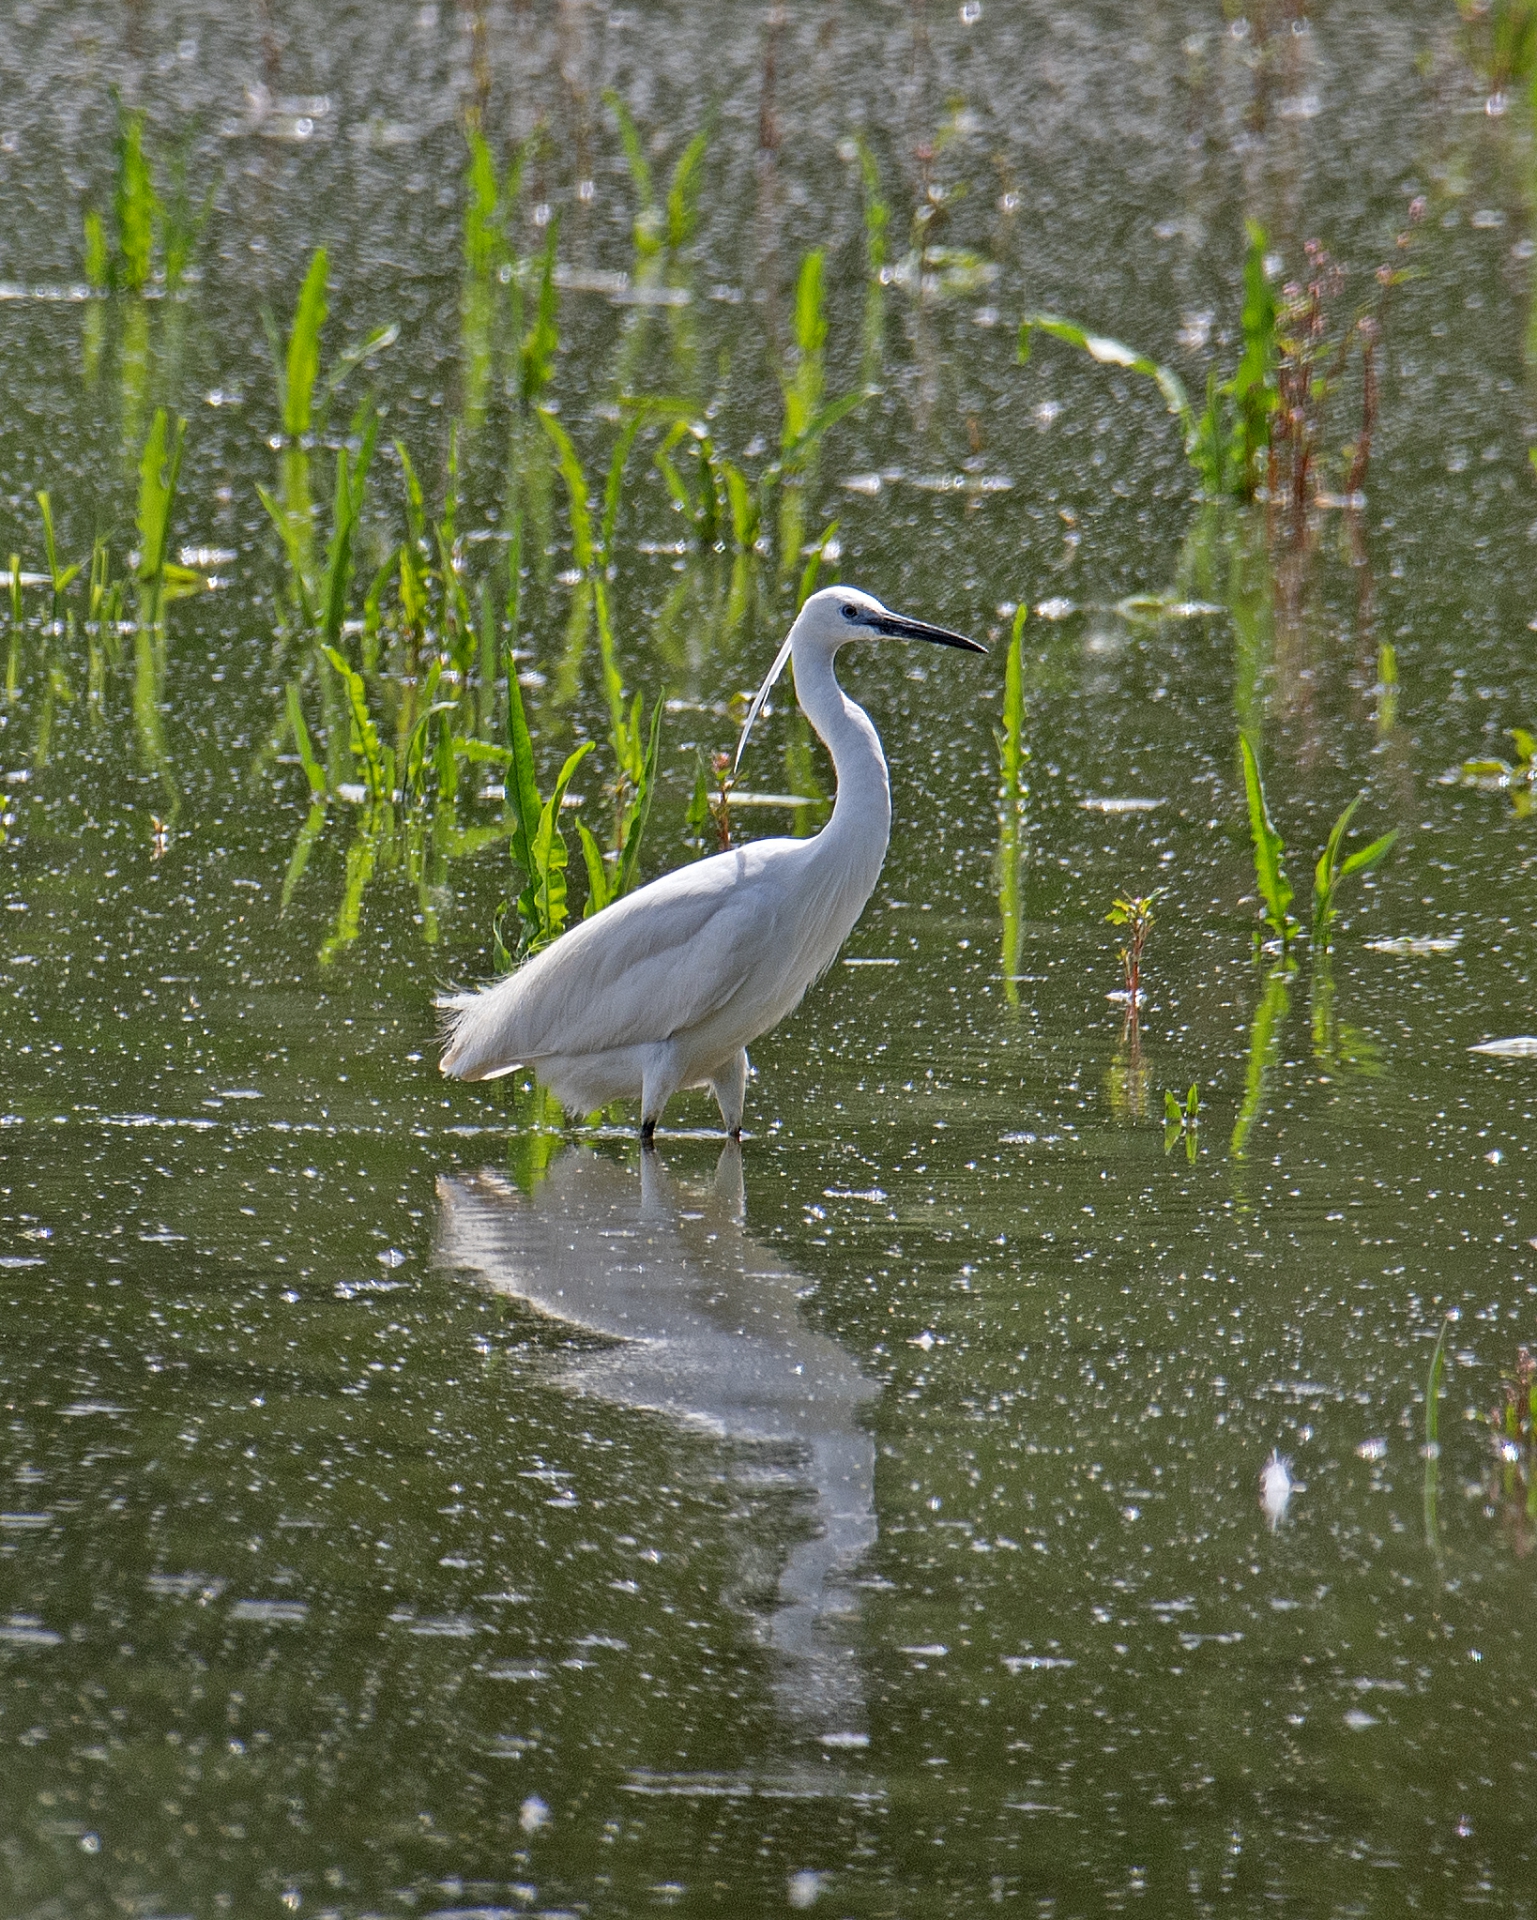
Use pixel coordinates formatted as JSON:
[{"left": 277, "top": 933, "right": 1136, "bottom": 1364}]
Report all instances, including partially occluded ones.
[{"left": 434, "top": 1143, "right": 878, "bottom": 1738}]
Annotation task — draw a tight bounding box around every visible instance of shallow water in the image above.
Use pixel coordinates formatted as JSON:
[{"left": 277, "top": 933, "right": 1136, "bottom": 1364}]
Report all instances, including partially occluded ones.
[{"left": 3, "top": 1, "right": 1537, "bottom": 1913}]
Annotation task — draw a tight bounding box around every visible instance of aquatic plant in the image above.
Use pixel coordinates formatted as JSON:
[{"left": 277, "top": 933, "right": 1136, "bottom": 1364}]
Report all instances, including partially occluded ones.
[
  {"left": 1106, "top": 887, "right": 1161, "bottom": 1016},
  {"left": 1019, "top": 226, "right": 1275, "bottom": 502},
  {"left": 852, "top": 135, "right": 890, "bottom": 373},
  {"left": 1484, "top": 1342, "right": 1537, "bottom": 1556},
  {"left": 996, "top": 605, "right": 1028, "bottom": 1005},
  {"left": 34, "top": 494, "right": 82, "bottom": 633},
  {"left": 1311, "top": 793, "right": 1397, "bottom": 952},
  {"left": 461, "top": 125, "right": 518, "bottom": 426},
  {"left": 497, "top": 663, "right": 593, "bottom": 963},
  {"left": 1163, "top": 1084, "right": 1200, "bottom": 1162},
  {"left": 1456, "top": 0, "right": 1537, "bottom": 98},
  {"left": 1238, "top": 733, "right": 1299, "bottom": 954},
  {"left": 1459, "top": 724, "right": 1537, "bottom": 815},
  {"left": 134, "top": 408, "right": 188, "bottom": 633},
  {"left": 82, "top": 97, "right": 212, "bottom": 305},
  {"left": 260, "top": 248, "right": 396, "bottom": 620},
  {"left": 1021, "top": 214, "right": 1416, "bottom": 507},
  {"left": 1230, "top": 966, "right": 1290, "bottom": 1161},
  {"left": 1423, "top": 1309, "right": 1457, "bottom": 1554},
  {"left": 516, "top": 220, "right": 560, "bottom": 409},
  {"left": 538, "top": 403, "right": 671, "bottom": 863},
  {"left": 605, "top": 90, "right": 709, "bottom": 269}
]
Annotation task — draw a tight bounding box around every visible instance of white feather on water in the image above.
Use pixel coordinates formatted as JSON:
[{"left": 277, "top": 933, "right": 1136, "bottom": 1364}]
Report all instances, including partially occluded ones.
[{"left": 1260, "top": 1450, "right": 1297, "bottom": 1531}]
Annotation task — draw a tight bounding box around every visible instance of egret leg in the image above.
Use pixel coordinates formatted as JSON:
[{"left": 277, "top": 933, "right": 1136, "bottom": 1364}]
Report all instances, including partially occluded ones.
[
  {"left": 640, "top": 1046, "right": 682, "bottom": 1147},
  {"left": 710, "top": 1049, "right": 749, "bottom": 1140}
]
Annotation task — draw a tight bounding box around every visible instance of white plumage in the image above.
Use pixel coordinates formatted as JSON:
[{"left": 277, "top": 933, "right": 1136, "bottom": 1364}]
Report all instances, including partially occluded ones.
[{"left": 438, "top": 585, "right": 982, "bottom": 1137}]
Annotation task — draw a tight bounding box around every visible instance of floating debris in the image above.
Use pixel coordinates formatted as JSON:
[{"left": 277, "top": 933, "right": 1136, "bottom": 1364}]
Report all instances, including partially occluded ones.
[
  {"left": 0, "top": 1615, "right": 62, "bottom": 1646},
  {"left": 1366, "top": 935, "right": 1461, "bottom": 956},
  {"left": 1470, "top": 1036, "right": 1537, "bottom": 1057},
  {"left": 1079, "top": 796, "right": 1166, "bottom": 814},
  {"left": 228, "top": 1598, "right": 308, "bottom": 1624},
  {"left": 1260, "top": 1449, "right": 1295, "bottom": 1530}
]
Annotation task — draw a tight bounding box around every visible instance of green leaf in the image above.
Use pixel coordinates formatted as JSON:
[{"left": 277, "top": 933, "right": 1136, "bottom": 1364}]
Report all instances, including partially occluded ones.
[
  {"left": 518, "top": 221, "right": 561, "bottom": 404},
  {"left": 321, "top": 644, "right": 387, "bottom": 800},
  {"left": 577, "top": 817, "right": 612, "bottom": 918},
  {"left": 780, "top": 386, "right": 870, "bottom": 473},
  {"left": 721, "top": 460, "right": 758, "bottom": 550},
  {"left": 614, "top": 695, "right": 665, "bottom": 899},
  {"left": 1239, "top": 732, "right": 1294, "bottom": 943},
  {"left": 538, "top": 408, "right": 596, "bottom": 571},
  {"left": 83, "top": 208, "right": 111, "bottom": 291},
  {"left": 666, "top": 127, "right": 709, "bottom": 251},
  {"left": 1338, "top": 827, "right": 1398, "bottom": 880},
  {"left": 604, "top": 88, "right": 657, "bottom": 217},
  {"left": 503, "top": 649, "right": 543, "bottom": 888},
  {"left": 793, "top": 249, "right": 828, "bottom": 360},
  {"left": 285, "top": 681, "right": 327, "bottom": 796},
  {"left": 114, "top": 107, "right": 158, "bottom": 294},
  {"left": 284, "top": 249, "right": 329, "bottom": 440},
  {"left": 1164, "top": 1089, "right": 1183, "bottom": 1123},
  {"left": 1018, "top": 312, "right": 1194, "bottom": 442},
  {"left": 600, "top": 405, "right": 658, "bottom": 560},
  {"left": 528, "top": 740, "right": 594, "bottom": 950},
  {"left": 796, "top": 519, "right": 839, "bottom": 611}
]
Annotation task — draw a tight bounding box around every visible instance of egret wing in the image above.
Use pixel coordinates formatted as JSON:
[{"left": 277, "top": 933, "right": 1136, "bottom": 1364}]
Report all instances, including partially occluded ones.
[{"left": 441, "top": 846, "right": 794, "bottom": 1076}]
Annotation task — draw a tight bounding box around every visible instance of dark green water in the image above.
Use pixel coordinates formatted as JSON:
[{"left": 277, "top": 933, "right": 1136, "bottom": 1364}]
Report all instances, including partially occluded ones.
[{"left": 4, "top": 2, "right": 1537, "bottom": 1912}]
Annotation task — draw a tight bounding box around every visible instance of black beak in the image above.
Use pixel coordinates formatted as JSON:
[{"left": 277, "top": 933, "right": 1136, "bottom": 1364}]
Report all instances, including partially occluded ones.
[{"left": 869, "top": 610, "right": 987, "bottom": 653}]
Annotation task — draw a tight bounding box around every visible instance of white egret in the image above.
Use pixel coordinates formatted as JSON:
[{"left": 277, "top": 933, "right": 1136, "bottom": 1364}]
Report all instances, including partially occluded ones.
[{"left": 438, "top": 585, "right": 984, "bottom": 1138}]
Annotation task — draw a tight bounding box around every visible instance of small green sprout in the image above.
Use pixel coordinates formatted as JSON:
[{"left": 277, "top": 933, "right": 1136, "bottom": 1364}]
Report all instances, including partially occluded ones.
[
  {"left": 1311, "top": 793, "right": 1398, "bottom": 952},
  {"left": 1164, "top": 1084, "right": 1200, "bottom": 1162},
  {"left": 1460, "top": 728, "right": 1537, "bottom": 815},
  {"left": 1239, "top": 733, "right": 1299, "bottom": 954},
  {"left": 1106, "top": 887, "right": 1161, "bottom": 1015}
]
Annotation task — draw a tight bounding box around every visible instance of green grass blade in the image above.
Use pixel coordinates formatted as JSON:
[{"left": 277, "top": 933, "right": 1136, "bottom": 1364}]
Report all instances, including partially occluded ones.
[
  {"left": 793, "top": 249, "right": 828, "bottom": 360},
  {"left": 1424, "top": 1311, "right": 1454, "bottom": 1552},
  {"left": 537, "top": 408, "right": 595, "bottom": 571},
  {"left": 114, "top": 106, "right": 158, "bottom": 294},
  {"left": 614, "top": 694, "right": 664, "bottom": 898},
  {"left": 280, "top": 799, "right": 328, "bottom": 914},
  {"left": 779, "top": 386, "right": 870, "bottom": 474},
  {"left": 1339, "top": 827, "right": 1399, "bottom": 880},
  {"left": 529, "top": 740, "right": 593, "bottom": 947},
  {"left": 321, "top": 644, "right": 386, "bottom": 799},
  {"left": 1019, "top": 312, "right": 1194, "bottom": 442},
  {"left": 577, "top": 817, "right": 612, "bottom": 918},
  {"left": 600, "top": 406, "right": 656, "bottom": 560},
  {"left": 604, "top": 88, "right": 657, "bottom": 216},
  {"left": 503, "top": 648, "right": 543, "bottom": 888},
  {"left": 285, "top": 682, "right": 327, "bottom": 796},
  {"left": 285, "top": 249, "right": 328, "bottom": 440},
  {"left": 518, "top": 221, "right": 560, "bottom": 404},
  {"left": 666, "top": 127, "right": 709, "bottom": 250},
  {"left": 1239, "top": 731, "right": 1293, "bottom": 941}
]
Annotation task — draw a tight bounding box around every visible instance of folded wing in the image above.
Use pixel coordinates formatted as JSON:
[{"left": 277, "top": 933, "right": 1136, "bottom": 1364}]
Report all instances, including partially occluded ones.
[{"left": 440, "top": 843, "right": 798, "bottom": 1079}]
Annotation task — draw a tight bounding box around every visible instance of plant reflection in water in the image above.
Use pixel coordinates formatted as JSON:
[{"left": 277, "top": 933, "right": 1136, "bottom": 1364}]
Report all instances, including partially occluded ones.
[{"left": 434, "top": 1142, "right": 878, "bottom": 1741}]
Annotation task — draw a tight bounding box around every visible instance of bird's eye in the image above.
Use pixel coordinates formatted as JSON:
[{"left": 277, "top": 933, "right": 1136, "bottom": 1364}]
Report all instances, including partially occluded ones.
[{"left": 840, "top": 603, "right": 862, "bottom": 622}]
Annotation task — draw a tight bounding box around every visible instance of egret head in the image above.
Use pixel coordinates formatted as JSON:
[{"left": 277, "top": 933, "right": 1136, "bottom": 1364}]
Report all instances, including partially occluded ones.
[
  {"left": 734, "top": 586, "right": 983, "bottom": 773},
  {"left": 797, "top": 584, "right": 985, "bottom": 655}
]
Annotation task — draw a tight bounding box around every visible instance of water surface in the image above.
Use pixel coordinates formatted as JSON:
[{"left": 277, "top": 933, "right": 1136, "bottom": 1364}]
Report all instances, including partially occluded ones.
[{"left": 3, "top": 2, "right": 1537, "bottom": 1912}]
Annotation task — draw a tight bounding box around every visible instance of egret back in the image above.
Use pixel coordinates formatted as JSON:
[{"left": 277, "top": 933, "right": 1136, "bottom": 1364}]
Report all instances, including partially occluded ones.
[{"left": 439, "top": 833, "right": 871, "bottom": 1082}]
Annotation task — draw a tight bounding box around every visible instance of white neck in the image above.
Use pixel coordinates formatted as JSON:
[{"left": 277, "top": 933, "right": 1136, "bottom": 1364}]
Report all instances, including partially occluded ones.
[{"left": 791, "top": 630, "right": 891, "bottom": 888}]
